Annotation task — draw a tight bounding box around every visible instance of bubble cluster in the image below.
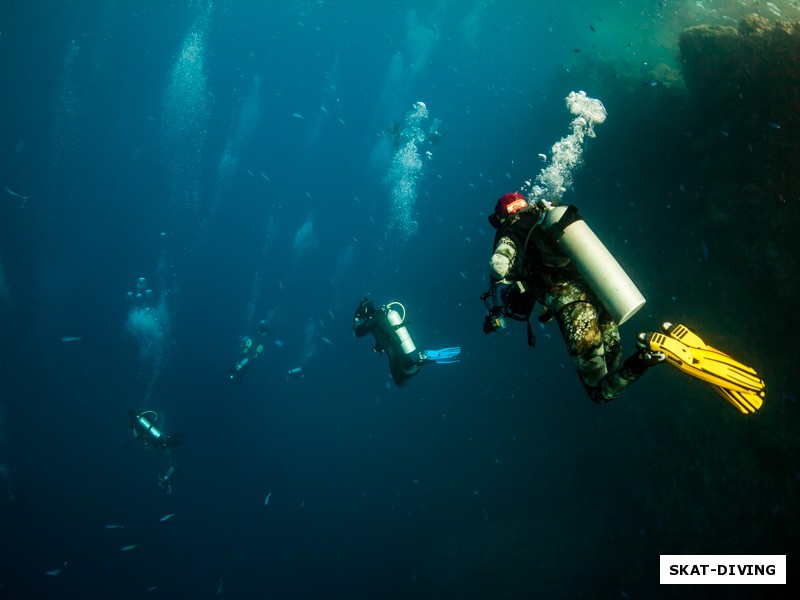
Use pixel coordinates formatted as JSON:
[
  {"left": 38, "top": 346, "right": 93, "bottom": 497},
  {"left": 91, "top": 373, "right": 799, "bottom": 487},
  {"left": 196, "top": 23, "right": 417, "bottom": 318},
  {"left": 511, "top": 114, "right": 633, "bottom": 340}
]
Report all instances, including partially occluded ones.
[
  {"left": 522, "top": 91, "right": 607, "bottom": 205},
  {"left": 384, "top": 102, "right": 431, "bottom": 241},
  {"left": 124, "top": 271, "right": 172, "bottom": 400},
  {"left": 161, "top": 13, "right": 211, "bottom": 212}
]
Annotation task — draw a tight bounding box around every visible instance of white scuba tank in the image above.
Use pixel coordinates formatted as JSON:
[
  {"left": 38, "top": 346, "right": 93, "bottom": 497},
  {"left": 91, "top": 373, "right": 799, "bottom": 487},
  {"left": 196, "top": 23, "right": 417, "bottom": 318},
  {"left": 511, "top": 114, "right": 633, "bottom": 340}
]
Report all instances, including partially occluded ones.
[
  {"left": 544, "top": 205, "right": 645, "bottom": 325},
  {"left": 386, "top": 305, "right": 417, "bottom": 355},
  {"left": 137, "top": 414, "right": 162, "bottom": 441}
]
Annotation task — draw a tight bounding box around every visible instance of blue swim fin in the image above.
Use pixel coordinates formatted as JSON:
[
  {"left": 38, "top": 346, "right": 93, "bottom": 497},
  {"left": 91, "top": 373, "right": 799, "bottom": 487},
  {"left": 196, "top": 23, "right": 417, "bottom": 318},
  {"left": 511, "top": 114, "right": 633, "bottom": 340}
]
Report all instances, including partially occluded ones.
[{"left": 422, "top": 347, "right": 461, "bottom": 364}]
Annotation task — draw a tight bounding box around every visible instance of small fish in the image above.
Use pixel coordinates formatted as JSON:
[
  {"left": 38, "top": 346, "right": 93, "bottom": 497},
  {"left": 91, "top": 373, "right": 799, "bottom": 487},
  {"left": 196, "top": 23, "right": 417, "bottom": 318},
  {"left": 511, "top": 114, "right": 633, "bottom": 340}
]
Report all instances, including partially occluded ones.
[
  {"left": 61, "top": 336, "right": 81, "bottom": 343},
  {"left": 537, "top": 153, "right": 547, "bottom": 162},
  {"left": 699, "top": 242, "right": 709, "bottom": 262},
  {"left": 321, "top": 336, "right": 333, "bottom": 345},
  {"left": 264, "top": 492, "right": 272, "bottom": 506},
  {"left": 5, "top": 187, "right": 28, "bottom": 200},
  {"left": 146, "top": 586, "right": 159, "bottom": 592},
  {"left": 105, "top": 524, "right": 125, "bottom": 529},
  {"left": 644, "top": 79, "right": 658, "bottom": 87},
  {"left": 590, "top": 25, "right": 596, "bottom": 32},
  {"left": 46, "top": 561, "right": 68, "bottom": 576},
  {"left": 572, "top": 48, "right": 581, "bottom": 53},
  {"left": 300, "top": 500, "right": 305, "bottom": 508},
  {"left": 217, "top": 578, "right": 224, "bottom": 594},
  {"left": 120, "top": 544, "right": 138, "bottom": 552},
  {"left": 159, "top": 513, "right": 175, "bottom": 522},
  {"left": 767, "top": 122, "right": 781, "bottom": 130},
  {"left": 274, "top": 339, "right": 284, "bottom": 347},
  {"left": 291, "top": 113, "right": 305, "bottom": 119},
  {"left": 260, "top": 172, "right": 270, "bottom": 182}
]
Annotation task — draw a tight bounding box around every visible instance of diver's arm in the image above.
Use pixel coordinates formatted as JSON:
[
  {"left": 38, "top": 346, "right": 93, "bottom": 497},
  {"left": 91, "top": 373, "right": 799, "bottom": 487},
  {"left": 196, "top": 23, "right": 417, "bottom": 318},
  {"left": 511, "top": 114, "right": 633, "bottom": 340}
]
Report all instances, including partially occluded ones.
[{"left": 353, "top": 319, "right": 371, "bottom": 338}]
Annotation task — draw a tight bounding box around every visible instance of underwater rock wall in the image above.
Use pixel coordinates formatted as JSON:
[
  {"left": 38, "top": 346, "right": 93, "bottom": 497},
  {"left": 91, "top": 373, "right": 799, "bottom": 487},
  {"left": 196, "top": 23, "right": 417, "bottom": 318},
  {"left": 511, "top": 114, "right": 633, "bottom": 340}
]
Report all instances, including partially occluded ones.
[
  {"left": 677, "top": 14, "right": 800, "bottom": 341},
  {"left": 679, "top": 14, "right": 800, "bottom": 127}
]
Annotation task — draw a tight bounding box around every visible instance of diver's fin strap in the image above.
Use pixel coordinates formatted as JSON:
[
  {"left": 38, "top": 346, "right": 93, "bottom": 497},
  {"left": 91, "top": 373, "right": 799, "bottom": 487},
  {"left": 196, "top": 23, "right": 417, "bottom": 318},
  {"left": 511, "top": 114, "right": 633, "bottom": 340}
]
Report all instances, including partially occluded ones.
[{"left": 647, "top": 330, "right": 766, "bottom": 414}]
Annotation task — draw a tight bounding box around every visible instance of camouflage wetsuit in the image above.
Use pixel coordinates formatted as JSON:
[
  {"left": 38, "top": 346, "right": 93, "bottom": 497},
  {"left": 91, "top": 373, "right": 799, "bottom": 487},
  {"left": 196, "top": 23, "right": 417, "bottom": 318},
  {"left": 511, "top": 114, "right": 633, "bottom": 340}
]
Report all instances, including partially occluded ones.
[{"left": 489, "top": 206, "right": 648, "bottom": 403}]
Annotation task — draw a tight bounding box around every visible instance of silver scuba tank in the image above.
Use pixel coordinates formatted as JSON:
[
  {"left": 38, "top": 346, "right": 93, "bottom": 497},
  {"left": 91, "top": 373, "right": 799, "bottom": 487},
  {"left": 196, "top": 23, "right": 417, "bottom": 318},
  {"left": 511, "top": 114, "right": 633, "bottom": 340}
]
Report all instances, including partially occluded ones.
[
  {"left": 543, "top": 205, "right": 645, "bottom": 325},
  {"left": 386, "top": 304, "right": 417, "bottom": 355}
]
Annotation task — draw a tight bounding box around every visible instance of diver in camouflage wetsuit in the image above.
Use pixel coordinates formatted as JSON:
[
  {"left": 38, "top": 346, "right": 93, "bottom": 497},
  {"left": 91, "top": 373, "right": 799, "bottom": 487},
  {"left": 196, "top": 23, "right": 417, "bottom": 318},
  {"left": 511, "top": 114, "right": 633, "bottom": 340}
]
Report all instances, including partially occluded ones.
[{"left": 483, "top": 192, "right": 661, "bottom": 403}]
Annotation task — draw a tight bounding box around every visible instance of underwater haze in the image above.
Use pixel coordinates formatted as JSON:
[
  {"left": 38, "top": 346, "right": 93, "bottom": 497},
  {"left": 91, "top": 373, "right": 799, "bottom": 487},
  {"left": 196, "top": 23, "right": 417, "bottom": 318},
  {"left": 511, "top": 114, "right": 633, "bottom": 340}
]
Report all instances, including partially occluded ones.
[{"left": 1, "top": 1, "right": 799, "bottom": 598}]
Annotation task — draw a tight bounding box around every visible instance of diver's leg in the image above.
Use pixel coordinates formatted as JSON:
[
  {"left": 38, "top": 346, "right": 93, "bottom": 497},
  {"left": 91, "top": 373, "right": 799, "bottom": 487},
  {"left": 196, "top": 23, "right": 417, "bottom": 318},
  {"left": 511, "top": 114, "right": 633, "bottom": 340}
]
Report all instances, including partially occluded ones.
[
  {"left": 547, "top": 281, "right": 648, "bottom": 404},
  {"left": 546, "top": 281, "right": 609, "bottom": 391},
  {"left": 386, "top": 347, "right": 413, "bottom": 388},
  {"left": 598, "top": 310, "right": 622, "bottom": 373},
  {"left": 592, "top": 318, "right": 663, "bottom": 403}
]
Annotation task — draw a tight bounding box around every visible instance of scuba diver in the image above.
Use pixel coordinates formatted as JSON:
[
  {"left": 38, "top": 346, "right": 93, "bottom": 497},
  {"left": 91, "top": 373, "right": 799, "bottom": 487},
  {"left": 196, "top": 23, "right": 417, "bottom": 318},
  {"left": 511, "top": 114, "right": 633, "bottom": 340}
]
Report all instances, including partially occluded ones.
[
  {"left": 286, "top": 366, "right": 305, "bottom": 381},
  {"left": 353, "top": 298, "right": 461, "bottom": 388},
  {"left": 483, "top": 192, "right": 766, "bottom": 412},
  {"left": 386, "top": 117, "right": 443, "bottom": 147},
  {"left": 128, "top": 410, "right": 183, "bottom": 451},
  {"left": 158, "top": 465, "right": 178, "bottom": 495},
  {"left": 229, "top": 319, "right": 269, "bottom": 384}
]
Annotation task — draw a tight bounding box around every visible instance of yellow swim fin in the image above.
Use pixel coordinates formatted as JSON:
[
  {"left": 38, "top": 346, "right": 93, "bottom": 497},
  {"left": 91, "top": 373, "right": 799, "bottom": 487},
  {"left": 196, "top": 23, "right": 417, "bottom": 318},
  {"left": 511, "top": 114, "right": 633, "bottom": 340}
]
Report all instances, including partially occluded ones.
[{"left": 645, "top": 322, "right": 766, "bottom": 414}]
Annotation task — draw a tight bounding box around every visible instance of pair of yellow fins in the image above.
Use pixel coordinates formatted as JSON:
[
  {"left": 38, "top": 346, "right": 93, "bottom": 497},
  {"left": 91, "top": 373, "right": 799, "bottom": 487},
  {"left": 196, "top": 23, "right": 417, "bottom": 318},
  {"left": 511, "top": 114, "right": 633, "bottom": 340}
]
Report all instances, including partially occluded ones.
[{"left": 642, "top": 322, "right": 766, "bottom": 414}]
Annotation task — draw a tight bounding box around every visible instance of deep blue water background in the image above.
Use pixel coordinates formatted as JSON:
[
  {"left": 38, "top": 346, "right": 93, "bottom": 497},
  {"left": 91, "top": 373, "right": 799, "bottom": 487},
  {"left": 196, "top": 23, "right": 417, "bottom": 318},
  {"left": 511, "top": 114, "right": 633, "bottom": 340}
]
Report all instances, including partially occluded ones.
[{"left": 1, "top": 1, "right": 799, "bottom": 598}]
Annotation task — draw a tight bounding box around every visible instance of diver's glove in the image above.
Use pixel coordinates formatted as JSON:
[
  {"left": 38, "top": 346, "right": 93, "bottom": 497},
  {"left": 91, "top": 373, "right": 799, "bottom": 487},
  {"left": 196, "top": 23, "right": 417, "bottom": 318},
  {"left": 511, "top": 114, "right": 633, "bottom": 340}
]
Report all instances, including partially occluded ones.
[
  {"left": 422, "top": 347, "right": 461, "bottom": 364},
  {"left": 489, "top": 238, "right": 516, "bottom": 281}
]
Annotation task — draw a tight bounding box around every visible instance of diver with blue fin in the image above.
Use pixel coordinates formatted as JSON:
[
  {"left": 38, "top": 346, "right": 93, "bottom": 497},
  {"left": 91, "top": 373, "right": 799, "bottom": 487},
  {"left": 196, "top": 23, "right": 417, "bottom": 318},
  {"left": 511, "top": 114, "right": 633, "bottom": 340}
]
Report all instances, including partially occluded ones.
[
  {"left": 128, "top": 410, "right": 183, "bottom": 451},
  {"left": 353, "top": 297, "right": 461, "bottom": 388},
  {"left": 483, "top": 192, "right": 766, "bottom": 412},
  {"left": 229, "top": 319, "right": 269, "bottom": 384}
]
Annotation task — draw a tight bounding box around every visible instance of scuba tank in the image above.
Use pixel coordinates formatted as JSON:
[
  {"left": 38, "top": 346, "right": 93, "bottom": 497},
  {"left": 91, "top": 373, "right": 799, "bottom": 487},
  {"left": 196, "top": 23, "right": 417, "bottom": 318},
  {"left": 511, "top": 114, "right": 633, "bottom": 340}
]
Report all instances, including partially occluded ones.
[
  {"left": 134, "top": 411, "right": 163, "bottom": 444},
  {"left": 543, "top": 205, "right": 645, "bottom": 325},
  {"left": 385, "top": 302, "right": 417, "bottom": 355}
]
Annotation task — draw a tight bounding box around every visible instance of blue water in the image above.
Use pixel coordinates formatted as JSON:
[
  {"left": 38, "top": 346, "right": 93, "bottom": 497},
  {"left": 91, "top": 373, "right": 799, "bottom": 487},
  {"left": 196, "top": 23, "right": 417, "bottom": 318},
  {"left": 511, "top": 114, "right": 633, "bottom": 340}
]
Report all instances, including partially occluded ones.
[{"left": 1, "top": 1, "right": 798, "bottom": 598}]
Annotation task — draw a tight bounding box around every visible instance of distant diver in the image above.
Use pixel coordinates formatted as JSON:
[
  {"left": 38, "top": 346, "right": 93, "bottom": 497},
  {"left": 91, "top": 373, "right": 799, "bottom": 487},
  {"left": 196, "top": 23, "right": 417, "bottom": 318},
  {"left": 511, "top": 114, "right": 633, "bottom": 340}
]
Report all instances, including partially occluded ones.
[
  {"left": 482, "top": 192, "right": 766, "bottom": 412},
  {"left": 229, "top": 319, "right": 269, "bottom": 384},
  {"left": 128, "top": 410, "right": 183, "bottom": 451},
  {"left": 353, "top": 297, "right": 460, "bottom": 388},
  {"left": 286, "top": 366, "right": 305, "bottom": 381},
  {"left": 158, "top": 464, "right": 178, "bottom": 495},
  {"left": 386, "top": 117, "right": 443, "bottom": 147}
]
